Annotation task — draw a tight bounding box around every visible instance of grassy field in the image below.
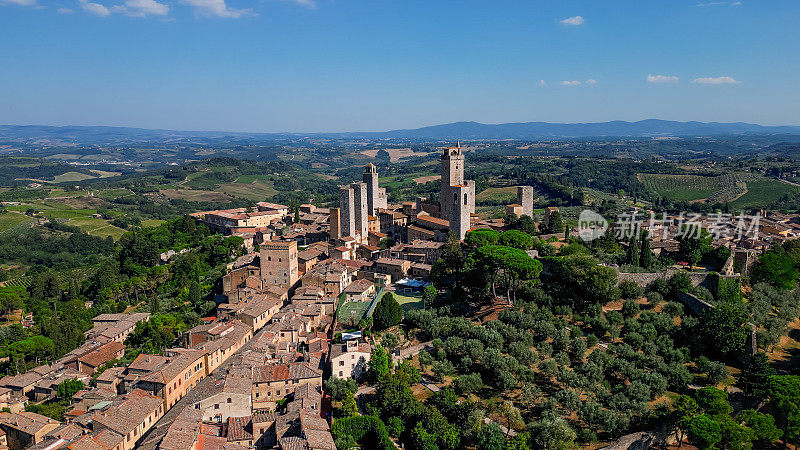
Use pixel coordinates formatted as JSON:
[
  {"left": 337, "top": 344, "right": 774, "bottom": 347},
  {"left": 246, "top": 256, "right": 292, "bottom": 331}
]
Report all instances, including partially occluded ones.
[
  {"left": 476, "top": 186, "right": 518, "bottom": 204},
  {"left": 338, "top": 301, "right": 369, "bottom": 325},
  {"left": 0, "top": 212, "right": 33, "bottom": 233},
  {"left": 67, "top": 217, "right": 127, "bottom": 240},
  {"left": 216, "top": 181, "right": 277, "bottom": 201},
  {"left": 380, "top": 172, "right": 437, "bottom": 190},
  {"left": 730, "top": 180, "right": 800, "bottom": 210},
  {"left": 391, "top": 292, "right": 424, "bottom": 313},
  {"left": 159, "top": 188, "right": 232, "bottom": 202}
]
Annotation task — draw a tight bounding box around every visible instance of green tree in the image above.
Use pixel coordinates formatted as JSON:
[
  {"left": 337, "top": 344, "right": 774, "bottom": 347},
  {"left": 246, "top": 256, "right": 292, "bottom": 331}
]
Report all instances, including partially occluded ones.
[
  {"left": 619, "top": 281, "right": 643, "bottom": 301},
  {"left": 740, "top": 352, "right": 775, "bottom": 398},
  {"left": 753, "top": 250, "right": 799, "bottom": 290},
  {"left": 368, "top": 345, "right": 391, "bottom": 381},
  {"left": 56, "top": 378, "right": 85, "bottom": 401},
  {"left": 694, "top": 387, "right": 732, "bottom": 416},
  {"left": 499, "top": 230, "right": 533, "bottom": 250},
  {"left": 739, "top": 409, "right": 782, "bottom": 447},
  {"left": 337, "top": 391, "right": 358, "bottom": 418},
  {"left": 687, "top": 415, "right": 722, "bottom": 450},
  {"left": 677, "top": 228, "right": 713, "bottom": 268},
  {"left": 421, "top": 284, "right": 438, "bottom": 309},
  {"left": 0, "top": 286, "right": 25, "bottom": 317},
  {"left": 543, "top": 210, "right": 565, "bottom": 235},
  {"left": 476, "top": 423, "right": 506, "bottom": 450},
  {"left": 627, "top": 233, "right": 640, "bottom": 267},
  {"left": 529, "top": 417, "right": 576, "bottom": 450},
  {"left": 373, "top": 293, "right": 402, "bottom": 330},
  {"left": 640, "top": 231, "right": 653, "bottom": 268},
  {"left": 768, "top": 375, "right": 800, "bottom": 447},
  {"left": 324, "top": 376, "right": 357, "bottom": 402},
  {"left": 465, "top": 229, "right": 500, "bottom": 248},
  {"left": 699, "top": 301, "right": 749, "bottom": 356}
]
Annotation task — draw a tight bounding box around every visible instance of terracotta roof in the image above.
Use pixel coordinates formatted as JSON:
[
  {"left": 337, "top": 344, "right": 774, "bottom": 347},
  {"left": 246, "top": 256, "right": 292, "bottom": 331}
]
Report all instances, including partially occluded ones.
[
  {"left": 343, "top": 278, "right": 374, "bottom": 294},
  {"left": 159, "top": 407, "right": 203, "bottom": 450},
  {"left": 0, "top": 411, "right": 59, "bottom": 435},
  {"left": 79, "top": 342, "right": 124, "bottom": 368},
  {"left": 252, "top": 362, "right": 321, "bottom": 383},
  {"left": 140, "top": 349, "right": 205, "bottom": 385},
  {"left": 128, "top": 354, "right": 169, "bottom": 373},
  {"left": 227, "top": 416, "right": 253, "bottom": 442},
  {"left": 90, "top": 389, "right": 163, "bottom": 436},
  {"left": 68, "top": 429, "right": 125, "bottom": 450}
]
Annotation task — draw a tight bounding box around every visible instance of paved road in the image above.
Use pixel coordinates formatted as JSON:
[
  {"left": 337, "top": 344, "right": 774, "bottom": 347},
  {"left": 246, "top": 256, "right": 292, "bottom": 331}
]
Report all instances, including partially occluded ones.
[
  {"left": 391, "top": 340, "right": 432, "bottom": 365},
  {"left": 138, "top": 327, "right": 268, "bottom": 449}
]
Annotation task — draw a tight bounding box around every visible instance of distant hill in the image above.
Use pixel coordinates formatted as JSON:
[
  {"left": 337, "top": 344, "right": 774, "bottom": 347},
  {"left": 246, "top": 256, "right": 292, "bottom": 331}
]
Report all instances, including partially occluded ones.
[
  {"left": 2, "top": 119, "right": 800, "bottom": 144},
  {"left": 362, "top": 119, "right": 800, "bottom": 139}
]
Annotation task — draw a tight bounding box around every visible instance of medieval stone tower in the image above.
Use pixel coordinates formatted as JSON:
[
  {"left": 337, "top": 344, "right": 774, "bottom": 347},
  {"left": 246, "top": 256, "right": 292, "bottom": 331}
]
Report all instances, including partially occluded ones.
[
  {"left": 439, "top": 142, "right": 474, "bottom": 240},
  {"left": 363, "top": 163, "right": 379, "bottom": 216},
  {"left": 339, "top": 186, "right": 355, "bottom": 238},
  {"left": 362, "top": 163, "right": 387, "bottom": 215},
  {"left": 450, "top": 184, "right": 472, "bottom": 241},
  {"left": 351, "top": 181, "right": 369, "bottom": 240},
  {"left": 517, "top": 186, "right": 534, "bottom": 217},
  {"left": 440, "top": 142, "right": 465, "bottom": 219}
]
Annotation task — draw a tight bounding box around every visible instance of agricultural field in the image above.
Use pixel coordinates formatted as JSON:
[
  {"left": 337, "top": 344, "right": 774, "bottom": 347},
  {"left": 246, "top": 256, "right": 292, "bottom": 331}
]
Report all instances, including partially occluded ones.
[
  {"left": 476, "top": 186, "right": 518, "bottom": 204},
  {"left": 51, "top": 171, "right": 99, "bottom": 183},
  {"left": 380, "top": 172, "right": 438, "bottom": 190},
  {"left": 639, "top": 173, "right": 746, "bottom": 203},
  {"left": 730, "top": 179, "right": 800, "bottom": 210},
  {"left": 0, "top": 212, "right": 33, "bottom": 233},
  {"left": 216, "top": 181, "right": 277, "bottom": 202},
  {"left": 158, "top": 188, "right": 232, "bottom": 203}
]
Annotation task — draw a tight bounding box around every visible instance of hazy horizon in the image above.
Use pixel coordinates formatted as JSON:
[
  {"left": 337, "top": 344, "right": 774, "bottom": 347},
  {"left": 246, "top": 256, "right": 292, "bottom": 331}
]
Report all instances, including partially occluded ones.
[{"left": 1, "top": 0, "right": 798, "bottom": 132}]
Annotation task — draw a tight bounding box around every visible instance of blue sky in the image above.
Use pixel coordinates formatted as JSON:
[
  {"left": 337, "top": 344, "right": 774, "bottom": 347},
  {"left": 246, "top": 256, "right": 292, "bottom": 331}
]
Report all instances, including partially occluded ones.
[{"left": 0, "top": 0, "right": 798, "bottom": 132}]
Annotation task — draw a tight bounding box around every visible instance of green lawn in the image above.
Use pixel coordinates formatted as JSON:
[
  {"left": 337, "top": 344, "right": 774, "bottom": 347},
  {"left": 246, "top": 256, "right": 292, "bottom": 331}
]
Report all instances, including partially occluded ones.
[
  {"left": 476, "top": 186, "right": 518, "bottom": 204},
  {"left": 337, "top": 301, "right": 369, "bottom": 325},
  {"left": 0, "top": 212, "right": 33, "bottom": 233},
  {"left": 391, "top": 292, "right": 424, "bottom": 313}
]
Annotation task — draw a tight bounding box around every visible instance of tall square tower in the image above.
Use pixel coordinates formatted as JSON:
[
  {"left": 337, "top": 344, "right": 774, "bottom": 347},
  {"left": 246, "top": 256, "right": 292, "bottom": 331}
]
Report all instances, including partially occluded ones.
[
  {"left": 339, "top": 186, "right": 356, "bottom": 238},
  {"left": 440, "top": 142, "right": 465, "bottom": 218},
  {"left": 260, "top": 241, "right": 299, "bottom": 287},
  {"left": 351, "top": 181, "right": 369, "bottom": 241},
  {"left": 363, "top": 163, "right": 380, "bottom": 216}
]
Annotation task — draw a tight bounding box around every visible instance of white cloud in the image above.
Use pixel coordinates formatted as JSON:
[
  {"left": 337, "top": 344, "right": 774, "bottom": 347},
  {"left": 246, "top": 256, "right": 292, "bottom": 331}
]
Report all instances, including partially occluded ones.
[
  {"left": 559, "top": 15, "right": 585, "bottom": 26},
  {"left": 283, "top": 0, "right": 316, "bottom": 8},
  {"left": 561, "top": 80, "right": 581, "bottom": 86},
  {"left": 537, "top": 80, "right": 547, "bottom": 87},
  {"left": 647, "top": 74, "right": 679, "bottom": 83},
  {"left": 119, "top": 0, "right": 169, "bottom": 17},
  {"left": 0, "top": 0, "right": 37, "bottom": 5},
  {"left": 586, "top": 79, "right": 597, "bottom": 85},
  {"left": 692, "top": 76, "right": 740, "bottom": 85},
  {"left": 79, "top": 0, "right": 111, "bottom": 16},
  {"left": 181, "top": 0, "right": 252, "bottom": 18},
  {"left": 58, "top": 7, "right": 74, "bottom": 13}
]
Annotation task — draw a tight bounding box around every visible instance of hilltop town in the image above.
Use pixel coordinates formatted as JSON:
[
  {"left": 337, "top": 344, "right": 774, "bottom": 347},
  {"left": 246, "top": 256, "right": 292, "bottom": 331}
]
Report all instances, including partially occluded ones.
[{"left": 2, "top": 138, "right": 800, "bottom": 450}]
